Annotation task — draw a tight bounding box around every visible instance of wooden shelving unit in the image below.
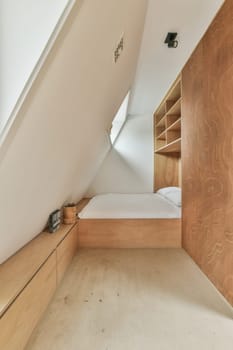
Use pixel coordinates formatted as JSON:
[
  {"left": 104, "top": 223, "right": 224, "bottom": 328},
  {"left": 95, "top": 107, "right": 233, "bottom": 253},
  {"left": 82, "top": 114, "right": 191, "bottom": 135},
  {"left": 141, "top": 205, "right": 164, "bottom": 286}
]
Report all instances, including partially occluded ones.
[
  {"left": 154, "top": 78, "right": 181, "bottom": 155},
  {"left": 153, "top": 76, "right": 182, "bottom": 191},
  {"left": 156, "top": 138, "right": 181, "bottom": 154}
]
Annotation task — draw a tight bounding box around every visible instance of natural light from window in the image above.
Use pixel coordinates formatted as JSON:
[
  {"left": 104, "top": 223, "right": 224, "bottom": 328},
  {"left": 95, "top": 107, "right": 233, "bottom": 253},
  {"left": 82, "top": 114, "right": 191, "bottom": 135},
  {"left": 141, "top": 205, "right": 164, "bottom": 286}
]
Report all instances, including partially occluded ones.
[{"left": 110, "top": 91, "right": 130, "bottom": 144}]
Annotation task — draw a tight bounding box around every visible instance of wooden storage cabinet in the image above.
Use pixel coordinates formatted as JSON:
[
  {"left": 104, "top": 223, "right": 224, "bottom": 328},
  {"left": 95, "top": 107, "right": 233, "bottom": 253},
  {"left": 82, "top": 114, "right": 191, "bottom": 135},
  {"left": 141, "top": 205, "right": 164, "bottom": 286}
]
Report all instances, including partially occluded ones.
[
  {"left": 0, "top": 222, "right": 79, "bottom": 350},
  {"left": 0, "top": 252, "right": 57, "bottom": 350},
  {"left": 57, "top": 224, "right": 78, "bottom": 284}
]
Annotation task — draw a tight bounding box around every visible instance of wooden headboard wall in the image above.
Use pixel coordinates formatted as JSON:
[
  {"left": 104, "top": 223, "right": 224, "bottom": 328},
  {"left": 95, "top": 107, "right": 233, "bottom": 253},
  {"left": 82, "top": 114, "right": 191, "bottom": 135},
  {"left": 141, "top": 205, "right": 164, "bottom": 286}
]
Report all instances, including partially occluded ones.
[{"left": 182, "top": 0, "right": 233, "bottom": 306}]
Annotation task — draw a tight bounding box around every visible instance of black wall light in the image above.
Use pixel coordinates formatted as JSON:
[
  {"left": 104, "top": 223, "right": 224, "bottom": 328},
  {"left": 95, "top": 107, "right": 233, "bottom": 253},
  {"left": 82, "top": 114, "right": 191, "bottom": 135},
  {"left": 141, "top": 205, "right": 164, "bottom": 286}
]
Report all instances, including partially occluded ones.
[{"left": 164, "top": 32, "right": 178, "bottom": 48}]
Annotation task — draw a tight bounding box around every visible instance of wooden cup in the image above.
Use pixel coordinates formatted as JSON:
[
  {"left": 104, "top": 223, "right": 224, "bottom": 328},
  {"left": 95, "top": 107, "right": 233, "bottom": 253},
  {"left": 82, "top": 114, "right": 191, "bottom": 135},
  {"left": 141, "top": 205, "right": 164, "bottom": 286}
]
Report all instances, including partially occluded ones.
[{"left": 63, "top": 205, "right": 77, "bottom": 224}]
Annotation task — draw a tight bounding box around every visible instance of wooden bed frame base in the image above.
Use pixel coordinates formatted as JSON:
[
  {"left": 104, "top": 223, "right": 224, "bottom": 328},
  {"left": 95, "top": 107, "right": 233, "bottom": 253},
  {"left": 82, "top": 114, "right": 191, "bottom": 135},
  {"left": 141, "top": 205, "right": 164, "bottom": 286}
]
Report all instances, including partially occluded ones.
[{"left": 78, "top": 219, "right": 181, "bottom": 248}]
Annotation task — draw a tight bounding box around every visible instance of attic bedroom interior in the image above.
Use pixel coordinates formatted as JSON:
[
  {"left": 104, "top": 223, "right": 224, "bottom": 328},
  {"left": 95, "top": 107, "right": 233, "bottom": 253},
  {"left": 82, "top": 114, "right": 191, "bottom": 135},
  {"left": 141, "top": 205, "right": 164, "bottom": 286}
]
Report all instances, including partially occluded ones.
[{"left": 0, "top": 0, "right": 233, "bottom": 349}]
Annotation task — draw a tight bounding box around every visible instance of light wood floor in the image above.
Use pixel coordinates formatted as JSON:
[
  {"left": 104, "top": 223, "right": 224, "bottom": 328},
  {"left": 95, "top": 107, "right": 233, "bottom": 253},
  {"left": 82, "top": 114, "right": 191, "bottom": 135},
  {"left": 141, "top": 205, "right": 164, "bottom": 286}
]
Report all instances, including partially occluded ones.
[{"left": 27, "top": 249, "right": 233, "bottom": 350}]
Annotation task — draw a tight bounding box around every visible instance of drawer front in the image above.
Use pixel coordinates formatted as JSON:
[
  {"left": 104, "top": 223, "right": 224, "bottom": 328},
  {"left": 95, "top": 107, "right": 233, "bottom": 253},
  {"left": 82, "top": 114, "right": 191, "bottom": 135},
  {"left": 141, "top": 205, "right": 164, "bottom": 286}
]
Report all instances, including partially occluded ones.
[
  {"left": 0, "top": 252, "right": 56, "bottom": 350},
  {"left": 57, "top": 224, "right": 78, "bottom": 284}
]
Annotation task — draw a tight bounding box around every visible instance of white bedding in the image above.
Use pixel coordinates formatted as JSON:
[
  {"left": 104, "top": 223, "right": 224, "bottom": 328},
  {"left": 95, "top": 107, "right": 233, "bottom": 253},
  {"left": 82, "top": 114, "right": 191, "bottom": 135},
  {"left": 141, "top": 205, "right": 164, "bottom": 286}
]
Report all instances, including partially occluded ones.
[{"left": 78, "top": 193, "right": 181, "bottom": 219}]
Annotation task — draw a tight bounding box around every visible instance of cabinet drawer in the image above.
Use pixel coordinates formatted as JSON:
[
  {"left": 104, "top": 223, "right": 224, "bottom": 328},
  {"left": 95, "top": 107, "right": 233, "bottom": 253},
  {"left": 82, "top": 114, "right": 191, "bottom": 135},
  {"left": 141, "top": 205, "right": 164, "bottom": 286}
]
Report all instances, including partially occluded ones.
[
  {"left": 57, "top": 225, "right": 78, "bottom": 284},
  {"left": 0, "top": 252, "right": 56, "bottom": 350}
]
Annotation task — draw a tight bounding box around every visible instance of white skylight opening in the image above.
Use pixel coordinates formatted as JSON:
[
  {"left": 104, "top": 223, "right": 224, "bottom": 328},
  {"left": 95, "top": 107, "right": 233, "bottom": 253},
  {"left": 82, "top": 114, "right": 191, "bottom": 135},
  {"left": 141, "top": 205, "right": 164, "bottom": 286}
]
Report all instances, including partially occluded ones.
[{"left": 110, "top": 91, "right": 130, "bottom": 144}]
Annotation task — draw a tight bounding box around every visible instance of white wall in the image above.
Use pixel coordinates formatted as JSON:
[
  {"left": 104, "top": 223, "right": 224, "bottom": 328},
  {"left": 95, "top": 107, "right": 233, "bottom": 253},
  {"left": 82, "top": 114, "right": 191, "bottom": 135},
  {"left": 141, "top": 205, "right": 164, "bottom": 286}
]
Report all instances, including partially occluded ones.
[
  {"left": 0, "top": 0, "right": 148, "bottom": 263},
  {"left": 87, "top": 114, "right": 153, "bottom": 196},
  {"left": 129, "top": 0, "right": 224, "bottom": 114},
  {"left": 0, "top": 0, "right": 72, "bottom": 134}
]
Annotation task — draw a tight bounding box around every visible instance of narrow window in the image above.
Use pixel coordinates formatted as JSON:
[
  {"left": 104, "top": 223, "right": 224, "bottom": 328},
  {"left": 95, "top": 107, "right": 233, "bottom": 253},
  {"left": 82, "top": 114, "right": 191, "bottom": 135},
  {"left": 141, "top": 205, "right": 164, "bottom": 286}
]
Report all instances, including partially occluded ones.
[{"left": 110, "top": 91, "right": 130, "bottom": 144}]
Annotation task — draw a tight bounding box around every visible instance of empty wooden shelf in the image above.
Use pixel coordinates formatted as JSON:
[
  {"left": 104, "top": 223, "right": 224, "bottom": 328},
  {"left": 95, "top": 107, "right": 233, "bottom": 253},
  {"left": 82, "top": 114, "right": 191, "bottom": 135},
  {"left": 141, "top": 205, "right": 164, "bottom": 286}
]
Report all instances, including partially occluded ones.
[
  {"left": 155, "top": 138, "right": 181, "bottom": 154},
  {"left": 153, "top": 75, "right": 182, "bottom": 191}
]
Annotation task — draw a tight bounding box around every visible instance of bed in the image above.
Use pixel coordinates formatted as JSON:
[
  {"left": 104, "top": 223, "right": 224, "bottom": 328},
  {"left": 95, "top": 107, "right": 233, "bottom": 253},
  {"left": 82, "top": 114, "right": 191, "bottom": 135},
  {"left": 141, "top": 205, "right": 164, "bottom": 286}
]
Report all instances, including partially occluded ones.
[{"left": 78, "top": 189, "right": 182, "bottom": 248}]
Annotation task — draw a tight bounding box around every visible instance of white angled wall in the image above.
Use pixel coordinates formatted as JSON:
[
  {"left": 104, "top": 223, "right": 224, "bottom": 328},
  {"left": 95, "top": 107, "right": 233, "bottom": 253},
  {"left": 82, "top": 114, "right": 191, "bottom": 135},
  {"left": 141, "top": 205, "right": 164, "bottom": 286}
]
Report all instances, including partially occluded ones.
[
  {"left": 0, "top": 0, "right": 148, "bottom": 263},
  {"left": 87, "top": 114, "right": 154, "bottom": 196},
  {"left": 0, "top": 0, "right": 71, "bottom": 134}
]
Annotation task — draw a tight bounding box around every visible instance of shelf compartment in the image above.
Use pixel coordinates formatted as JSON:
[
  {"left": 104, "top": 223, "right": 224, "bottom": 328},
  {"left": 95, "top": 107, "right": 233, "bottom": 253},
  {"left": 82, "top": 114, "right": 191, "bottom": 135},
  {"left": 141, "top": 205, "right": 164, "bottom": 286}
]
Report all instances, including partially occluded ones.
[
  {"left": 166, "top": 97, "right": 181, "bottom": 116},
  {"left": 155, "top": 112, "right": 166, "bottom": 124},
  {"left": 155, "top": 126, "right": 165, "bottom": 136},
  {"left": 155, "top": 138, "right": 181, "bottom": 154},
  {"left": 167, "top": 80, "right": 181, "bottom": 103},
  {"left": 156, "top": 139, "right": 166, "bottom": 149},
  {"left": 157, "top": 130, "right": 166, "bottom": 140},
  {"left": 165, "top": 100, "right": 175, "bottom": 113},
  {"left": 167, "top": 130, "right": 181, "bottom": 144},
  {"left": 154, "top": 103, "right": 166, "bottom": 124},
  {"left": 166, "top": 115, "right": 181, "bottom": 129},
  {"left": 156, "top": 114, "right": 166, "bottom": 127}
]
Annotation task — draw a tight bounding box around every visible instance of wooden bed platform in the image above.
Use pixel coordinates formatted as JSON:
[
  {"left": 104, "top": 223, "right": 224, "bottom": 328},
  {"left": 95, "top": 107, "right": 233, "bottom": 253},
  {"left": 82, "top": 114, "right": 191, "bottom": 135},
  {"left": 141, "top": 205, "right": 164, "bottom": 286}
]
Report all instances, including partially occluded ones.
[{"left": 78, "top": 218, "right": 181, "bottom": 248}]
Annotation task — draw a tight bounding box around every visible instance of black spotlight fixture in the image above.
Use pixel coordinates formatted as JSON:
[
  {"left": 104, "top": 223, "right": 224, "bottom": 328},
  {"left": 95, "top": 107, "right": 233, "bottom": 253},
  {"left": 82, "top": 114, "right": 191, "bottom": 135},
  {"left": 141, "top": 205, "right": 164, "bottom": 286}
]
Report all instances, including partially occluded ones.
[{"left": 164, "top": 32, "right": 178, "bottom": 48}]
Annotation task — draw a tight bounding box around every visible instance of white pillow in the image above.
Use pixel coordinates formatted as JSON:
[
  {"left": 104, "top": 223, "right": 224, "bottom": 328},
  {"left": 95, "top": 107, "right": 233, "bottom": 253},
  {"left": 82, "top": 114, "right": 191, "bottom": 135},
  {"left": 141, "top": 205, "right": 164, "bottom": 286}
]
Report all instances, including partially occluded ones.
[{"left": 157, "top": 187, "right": 181, "bottom": 207}]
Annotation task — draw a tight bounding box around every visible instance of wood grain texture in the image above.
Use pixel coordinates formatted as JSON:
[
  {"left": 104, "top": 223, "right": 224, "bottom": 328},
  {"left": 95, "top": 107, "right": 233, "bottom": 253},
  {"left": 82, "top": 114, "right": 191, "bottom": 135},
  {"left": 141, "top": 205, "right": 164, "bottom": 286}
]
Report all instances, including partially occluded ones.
[
  {"left": 154, "top": 154, "right": 180, "bottom": 191},
  {"left": 0, "top": 224, "right": 76, "bottom": 317},
  {"left": 57, "top": 225, "right": 78, "bottom": 284},
  {"left": 0, "top": 252, "right": 56, "bottom": 350},
  {"left": 78, "top": 219, "right": 181, "bottom": 248},
  {"left": 182, "top": 0, "right": 233, "bottom": 306}
]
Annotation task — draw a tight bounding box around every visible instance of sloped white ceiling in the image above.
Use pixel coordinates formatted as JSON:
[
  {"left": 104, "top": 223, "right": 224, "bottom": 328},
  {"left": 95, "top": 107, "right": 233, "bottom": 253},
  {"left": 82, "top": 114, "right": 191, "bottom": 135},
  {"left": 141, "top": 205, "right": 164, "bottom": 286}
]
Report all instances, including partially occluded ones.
[
  {"left": 129, "top": 0, "right": 224, "bottom": 114},
  {"left": 0, "top": 0, "right": 148, "bottom": 263}
]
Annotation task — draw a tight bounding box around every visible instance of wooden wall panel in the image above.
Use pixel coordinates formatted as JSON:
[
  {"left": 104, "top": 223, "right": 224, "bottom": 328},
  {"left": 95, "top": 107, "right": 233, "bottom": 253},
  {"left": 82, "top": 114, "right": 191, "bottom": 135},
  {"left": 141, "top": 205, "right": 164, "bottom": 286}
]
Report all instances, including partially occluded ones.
[
  {"left": 78, "top": 219, "right": 181, "bottom": 248},
  {"left": 154, "top": 154, "right": 180, "bottom": 191},
  {"left": 182, "top": 0, "right": 233, "bottom": 306}
]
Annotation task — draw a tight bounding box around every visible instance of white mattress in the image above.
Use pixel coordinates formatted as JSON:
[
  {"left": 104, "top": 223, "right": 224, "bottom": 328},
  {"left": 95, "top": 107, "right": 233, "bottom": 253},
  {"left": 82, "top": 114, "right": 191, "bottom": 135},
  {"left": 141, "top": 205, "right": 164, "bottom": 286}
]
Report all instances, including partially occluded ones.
[{"left": 78, "top": 193, "right": 181, "bottom": 219}]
